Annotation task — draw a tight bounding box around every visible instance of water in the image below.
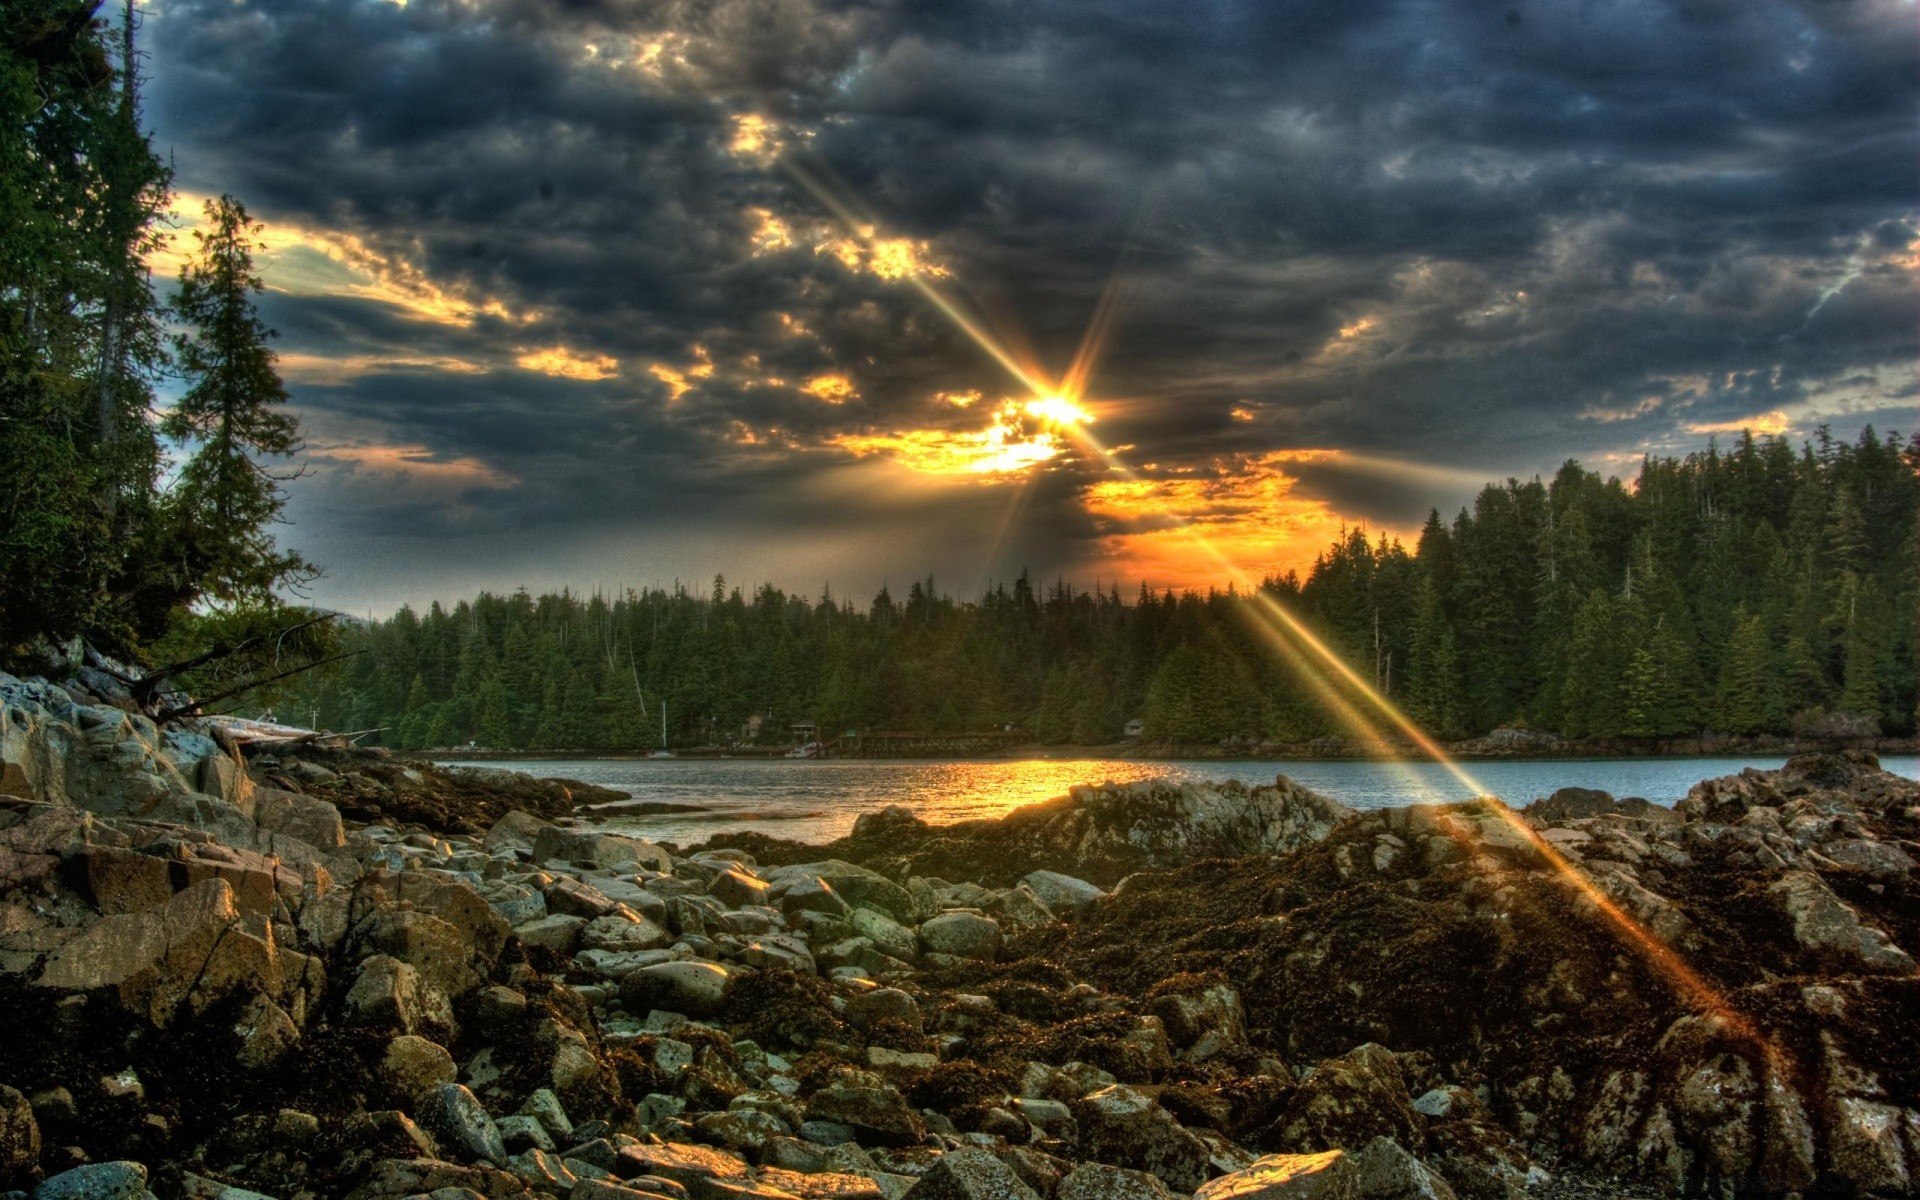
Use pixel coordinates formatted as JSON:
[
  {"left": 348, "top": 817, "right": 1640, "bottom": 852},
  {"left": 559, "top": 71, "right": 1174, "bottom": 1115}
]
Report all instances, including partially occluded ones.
[{"left": 437, "top": 754, "right": 1920, "bottom": 847}]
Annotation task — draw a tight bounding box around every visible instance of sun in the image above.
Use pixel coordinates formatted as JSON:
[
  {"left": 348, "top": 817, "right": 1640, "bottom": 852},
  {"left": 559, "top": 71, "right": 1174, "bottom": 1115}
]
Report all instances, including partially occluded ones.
[{"left": 1024, "top": 393, "right": 1094, "bottom": 426}]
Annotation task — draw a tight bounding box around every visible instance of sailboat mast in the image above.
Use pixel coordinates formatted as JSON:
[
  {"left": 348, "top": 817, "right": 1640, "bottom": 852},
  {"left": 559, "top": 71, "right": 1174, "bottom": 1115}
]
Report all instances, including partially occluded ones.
[{"left": 660, "top": 701, "right": 667, "bottom": 749}]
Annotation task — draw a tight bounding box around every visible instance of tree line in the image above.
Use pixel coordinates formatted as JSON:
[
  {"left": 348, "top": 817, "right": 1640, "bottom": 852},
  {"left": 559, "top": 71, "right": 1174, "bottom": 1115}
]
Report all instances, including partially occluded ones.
[
  {"left": 3, "top": 3, "right": 314, "bottom": 685},
  {"left": 288, "top": 427, "right": 1917, "bottom": 750}
]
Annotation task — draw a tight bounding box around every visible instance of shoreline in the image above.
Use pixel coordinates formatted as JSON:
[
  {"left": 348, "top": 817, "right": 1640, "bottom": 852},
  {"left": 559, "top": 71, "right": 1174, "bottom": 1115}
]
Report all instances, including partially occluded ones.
[{"left": 420, "top": 734, "right": 1919, "bottom": 764}]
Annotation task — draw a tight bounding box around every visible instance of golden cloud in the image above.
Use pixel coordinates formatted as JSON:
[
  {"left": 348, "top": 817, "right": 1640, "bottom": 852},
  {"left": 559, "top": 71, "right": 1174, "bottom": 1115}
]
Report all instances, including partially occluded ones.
[{"left": 516, "top": 346, "right": 619, "bottom": 381}]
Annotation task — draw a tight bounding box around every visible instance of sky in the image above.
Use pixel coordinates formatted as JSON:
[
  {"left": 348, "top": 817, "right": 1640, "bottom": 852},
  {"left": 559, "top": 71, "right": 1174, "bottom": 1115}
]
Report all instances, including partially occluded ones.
[{"left": 141, "top": 0, "right": 1919, "bottom": 615}]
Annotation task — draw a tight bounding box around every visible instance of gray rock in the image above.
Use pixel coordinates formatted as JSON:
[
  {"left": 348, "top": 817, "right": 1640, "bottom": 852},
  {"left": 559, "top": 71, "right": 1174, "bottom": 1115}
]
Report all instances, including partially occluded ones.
[
  {"left": 33, "top": 1161, "right": 149, "bottom": 1200},
  {"left": 0, "top": 1085, "right": 38, "bottom": 1183},
  {"left": 1193, "top": 1137, "right": 1457, "bottom": 1199},
  {"left": 901, "top": 1147, "right": 1041, "bottom": 1199},
  {"left": 422, "top": 1083, "right": 507, "bottom": 1164},
  {"left": 709, "top": 868, "right": 771, "bottom": 909},
  {"left": 518, "top": 1087, "right": 574, "bottom": 1141},
  {"left": 516, "top": 914, "right": 589, "bottom": 954},
  {"left": 1070, "top": 1085, "right": 1211, "bottom": 1192},
  {"left": 1020, "top": 871, "right": 1106, "bottom": 916},
  {"left": 849, "top": 908, "right": 920, "bottom": 963},
  {"left": 379, "top": 1034, "right": 457, "bottom": 1099},
  {"left": 918, "top": 913, "right": 1001, "bottom": 961},
  {"left": 805, "top": 1073, "right": 926, "bottom": 1146},
  {"left": 1768, "top": 871, "right": 1913, "bottom": 973},
  {"left": 496, "top": 1114, "right": 555, "bottom": 1153},
  {"left": 618, "top": 961, "right": 732, "bottom": 1018},
  {"left": 532, "top": 827, "right": 672, "bottom": 871},
  {"left": 1056, "top": 1162, "right": 1172, "bottom": 1200}
]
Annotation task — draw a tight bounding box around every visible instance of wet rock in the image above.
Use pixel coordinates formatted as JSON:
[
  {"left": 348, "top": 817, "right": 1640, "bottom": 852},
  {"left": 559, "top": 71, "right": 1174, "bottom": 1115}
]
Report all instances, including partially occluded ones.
[
  {"left": 1193, "top": 1139, "right": 1457, "bottom": 1199},
  {"left": 917, "top": 914, "right": 1000, "bottom": 962},
  {"left": 1768, "top": 871, "right": 1913, "bottom": 973},
  {"left": 33, "top": 1161, "right": 149, "bottom": 1200},
  {"left": 532, "top": 827, "right": 672, "bottom": 872},
  {"left": 1070, "top": 1085, "right": 1211, "bottom": 1192},
  {"left": 1055, "top": 1162, "right": 1172, "bottom": 1200},
  {"left": 848, "top": 909, "right": 920, "bottom": 964},
  {"left": 516, "top": 914, "right": 588, "bottom": 953},
  {"left": 345, "top": 955, "right": 453, "bottom": 1037},
  {"left": 0, "top": 1084, "right": 39, "bottom": 1186},
  {"left": 380, "top": 1035, "right": 457, "bottom": 1100},
  {"left": 421, "top": 1084, "right": 507, "bottom": 1164},
  {"left": 806, "top": 1072, "right": 926, "bottom": 1147},
  {"left": 1020, "top": 871, "right": 1105, "bottom": 917},
  {"left": 900, "top": 1147, "right": 1040, "bottom": 1200},
  {"left": 709, "top": 869, "right": 771, "bottom": 910},
  {"left": 770, "top": 863, "right": 918, "bottom": 925},
  {"left": 619, "top": 961, "right": 732, "bottom": 1018},
  {"left": 36, "top": 878, "right": 284, "bottom": 1027},
  {"left": 1266, "top": 1044, "right": 1422, "bottom": 1154}
]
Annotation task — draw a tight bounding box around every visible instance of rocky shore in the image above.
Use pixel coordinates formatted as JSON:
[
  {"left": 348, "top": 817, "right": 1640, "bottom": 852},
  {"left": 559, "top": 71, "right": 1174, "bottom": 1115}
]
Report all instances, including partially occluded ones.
[{"left": 2, "top": 669, "right": 1917, "bottom": 1200}]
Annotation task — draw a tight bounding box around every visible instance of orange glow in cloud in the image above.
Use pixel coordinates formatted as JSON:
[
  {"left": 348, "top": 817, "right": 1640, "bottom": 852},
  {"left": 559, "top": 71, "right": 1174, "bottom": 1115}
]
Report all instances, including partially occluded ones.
[
  {"left": 308, "top": 443, "right": 515, "bottom": 490},
  {"left": 1084, "top": 451, "right": 1372, "bottom": 588},
  {"left": 1690, "top": 410, "right": 1791, "bottom": 436},
  {"left": 516, "top": 346, "right": 619, "bottom": 380},
  {"left": 830, "top": 398, "right": 1073, "bottom": 477},
  {"left": 803, "top": 373, "right": 858, "bottom": 403}
]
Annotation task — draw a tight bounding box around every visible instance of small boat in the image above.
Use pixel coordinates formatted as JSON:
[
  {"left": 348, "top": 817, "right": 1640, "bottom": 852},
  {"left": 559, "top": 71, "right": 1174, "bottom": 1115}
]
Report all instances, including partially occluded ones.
[
  {"left": 648, "top": 701, "right": 675, "bottom": 758},
  {"left": 785, "top": 740, "right": 823, "bottom": 759}
]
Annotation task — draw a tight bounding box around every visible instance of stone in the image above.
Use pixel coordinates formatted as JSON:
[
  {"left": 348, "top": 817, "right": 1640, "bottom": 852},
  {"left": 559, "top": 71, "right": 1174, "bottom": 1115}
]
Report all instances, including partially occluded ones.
[
  {"left": 519, "top": 1087, "right": 574, "bottom": 1142},
  {"left": 1070, "top": 1085, "right": 1211, "bottom": 1193},
  {"left": 611, "top": 1140, "right": 751, "bottom": 1188},
  {"left": 32, "top": 1161, "right": 149, "bottom": 1200},
  {"left": 777, "top": 876, "right": 850, "bottom": 917},
  {"left": 900, "top": 1147, "right": 1040, "bottom": 1199},
  {"left": 757, "top": 1167, "right": 885, "bottom": 1198},
  {"left": 1020, "top": 871, "right": 1106, "bottom": 917},
  {"left": 232, "top": 994, "right": 301, "bottom": 1070},
  {"left": 36, "top": 878, "right": 283, "bottom": 1027},
  {"left": 805, "top": 1073, "right": 926, "bottom": 1146},
  {"left": 486, "top": 810, "right": 552, "bottom": 852},
  {"left": 423, "top": 1083, "right": 507, "bottom": 1164},
  {"left": 381, "top": 1034, "right": 458, "bottom": 1099},
  {"left": 1056, "top": 1162, "right": 1173, "bottom": 1200},
  {"left": 917, "top": 913, "right": 1000, "bottom": 962},
  {"left": 1268, "top": 1044, "right": 1423, "bottom": 1154},
  {"left": 547, "top": 878, "right": 619, "bottom": 920},
  {"left": 846, "top": 987, "right": 922, "bottom": 1030},
  {"left": 505, "top": 1147, "right": 578, "bottom": 1193},
  {"left": 252, "top": 786, "right": 346, "bottom": 849},
  {"left": 1768, "top": 871, "right": 1913, "bottom": 973},
  {"left": 579, "top": 913, "right": 673, "bottom": 954},
  {"left": 344, "top": 954, "right": 453, "bottom": 1037},
  {"left": 709, "top": 869, "right": 771, "bottom": 909},
  {"left": 532, "top": 826, "right": 673, "bottom": 871},
  {"left": 618, "top": 961, "right": 732, "bottom": 1018},
  {"left": 848, "top": 909, "right": 920, "bottom": 963},
  {"left": 496, "top": 1113, "right": 555, "bottom": 1153},
  {"left": 356, "top": 909, "right": 484, "bottom": 996},
  {"left": 517, "top": 914, "right": 589, "bottom": 954},
  {"left": 1147, "top": 980, "right": 1246, "bottom": 1063},
  {"left": 769, "top": 862, "right": 918, "bottom": 924},
  {"left": 0, "top": 1085, "right": 39, "bottom": 1185},
  {"left": 1193, "top": 1139, "right": 1457, "bottom": 1199}
]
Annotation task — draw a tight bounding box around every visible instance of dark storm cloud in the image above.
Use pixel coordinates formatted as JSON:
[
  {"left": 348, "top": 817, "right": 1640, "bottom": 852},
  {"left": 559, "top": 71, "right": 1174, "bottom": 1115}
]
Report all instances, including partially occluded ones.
[{"left": 142, "top": 0, "right": 1919, "bottom": 607}]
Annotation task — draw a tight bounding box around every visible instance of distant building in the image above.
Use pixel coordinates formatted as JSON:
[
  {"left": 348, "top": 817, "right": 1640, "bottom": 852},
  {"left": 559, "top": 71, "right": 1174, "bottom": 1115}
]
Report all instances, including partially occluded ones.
[
  {"left": 1124, "top": 717, "right": 1145, "bottom": 738},
  {"left": 790, "top": 720, "right": 818, "bottom": 745},
  {"left": 744, "top": 712, "right": 770, "bottom": 740}
]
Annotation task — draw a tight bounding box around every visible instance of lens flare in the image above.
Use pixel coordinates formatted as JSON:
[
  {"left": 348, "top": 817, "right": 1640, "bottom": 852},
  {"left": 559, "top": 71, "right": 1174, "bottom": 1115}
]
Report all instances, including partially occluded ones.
[{"left": 772, "top": 149, "right": 1772, "bottom": 1049}]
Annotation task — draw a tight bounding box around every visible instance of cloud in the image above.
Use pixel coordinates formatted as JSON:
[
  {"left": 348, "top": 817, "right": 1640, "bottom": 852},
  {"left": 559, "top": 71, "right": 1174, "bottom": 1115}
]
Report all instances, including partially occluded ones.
[{"left": 140, "top": 0, "right": 1919, "bottom": 611}]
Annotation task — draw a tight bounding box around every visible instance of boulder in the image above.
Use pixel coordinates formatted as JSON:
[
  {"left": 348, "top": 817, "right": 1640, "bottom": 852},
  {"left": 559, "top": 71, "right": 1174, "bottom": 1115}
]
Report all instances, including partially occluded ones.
[
  {"left": 485, "top": 810, "right": 552, "bottom": 852},
  {"left": 918, "top": 913, "right": 1001, "bottom": 961},
  {"left": 0, "top": 1084, "right": 39, "bottom": 1186},
  {"left": 770, "top": 862, "right": 918, "bottom": 924},
  {"left": 1020, "top": 871, "right": 1106, "bottom": 917},
  {"left": 344, "top": 954, "right": 453, "bottom": 1037},
  {"left": 1768, "top": 872, "right": 1913, "bottom": 973},
  {"left": 1266, "top": 1044, "right": 1422, "bottom": 1154},
  {"left": 36, "top": 878, "right": 285, "bottom": 1027},
  {"left": 33, "top": 1160, "right": 150, "bottom": 1200},
  {"left": 1070, "top": 1085, "right": 1211, "bottom": 1192},
  {"left": 611, "top": 1139, "right": 752, "bottom": 1188},
  {"left": 252, "top": 786, "right": 346, "bottom": 849},
  {"left": 848, "top": 908, "right": 920, "bottom": 963},
  {"left": 619, "top": 961, "right": 732, "bottom": 1018},
  {"left": 710, "top": 868, "right": 771, "bottom": 910},
  {"left": 422, "top": 1083, "right": 507, "bottom": 1164},
  {"left": 1193, "top": 1139, "right": 1456, "bottom": 1199},
  {"left": 532, "top": 827, "right": 672, "bottom": 871},
  {"left": 1056, "top": 1162, "right": 1172, "bottom": 1199},
  {"left": 380, "top": 1035, "right": 458, "bottom": 1099},
  {"left": 805, "top": 1072, "right": 926, "bottom": 1147},
  {"left": 901, "top": 1147, "right": 1040, "bottom": 1199}
]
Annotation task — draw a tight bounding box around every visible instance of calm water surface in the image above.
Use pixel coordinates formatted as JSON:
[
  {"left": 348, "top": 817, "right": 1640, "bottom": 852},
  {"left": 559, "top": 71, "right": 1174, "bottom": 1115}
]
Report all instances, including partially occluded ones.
[{"left": 438, "top": 754, "right": 1920, "bottom": 847}]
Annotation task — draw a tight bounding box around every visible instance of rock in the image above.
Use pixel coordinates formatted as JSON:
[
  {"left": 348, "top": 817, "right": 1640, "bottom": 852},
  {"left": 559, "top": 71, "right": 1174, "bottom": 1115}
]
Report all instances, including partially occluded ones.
[
  {"left": 1070, "top": 1085, "right": 1211, "bottom": 1192},
  {"left": 579, "top": 913, "right": 673, "bottom": 954},
  {"left": 380, "top": 1035, "right": 458, "bottom": 1099},
  {"left": 505, "top": 1147, "right": 577, "bottom": 1192},
  {"left": 1194, "top": 1139, "right": 1456, "bottom": 1199},
  {"left": 901, "top": 1147, "right": 1040, "bottom": 1199},
  {"left": 0, "top": 1085, "right": 39, "bottom": 1185},
  {"left": 495, "top": 1113, "right": 554, "bottom": 1153},
  {"left": 611, "top": 1140, "right": 751, "bottom": 1189},
  {"left": 32, "top": 1161, "right": 149, "bottom": 1200},
  {"left": 848, "top": 909, "right": 920, "bottom": 963},
  {"left": 517, "top": 915, "right": 589, "bottom": 954},
  {"left": 356, "top": 909, "right": 485, "bottom": 996},
  {"left": 917, "top": 913, "right": 1000, "bottom": 961},
  {"left": 1768, "top": 872, "right": 1913, "bottom": 972},
  {"left": 1147, "top": 979, "right": 1246, "bottom": 1063},
  {"left": 709, "top": 869, "right": 771, "bottom": 909},
  {"left": 770, "top": 862, "right": 918, "bottom": 924},
  {"left": 1020, "top": 871, "right": 1105, "bottom": 917},
  {"left": 485, "top": 810, "right": 552, "bottom": 852},
  {"left": 1267, "top": 1044, "right": 1422, "bottom": 1154},
  {"left": 422, "top": 1083, "right": 507, "bottom": 1164},
  {"left": 532, "top": 827, "right": 672, "bottom": 871},
  {"left": 344, "top": 955, "right": 453, "bottom": 1037},
  {"left": 1055, "top": 1162, "right": 1172, "bottom": 1200},
  {"left": 37, "top": 878, "right": 285, "bottom": 1027},
  {"left": 805, "top": 1073, "right": 926, "bottom": 1146},
  {"left": 777, "top": 876, "right": 850, "bottom": 918},
  {"left": 252, "top": 786, "right": 346, "bottom": 849},
  {"left": 845, "top": 988, "right": 922, "bottom": 1030},
  {"left": 232, "top": 994, "right": 301, "bottom": 1070},
  {"left": 547, "top": 878, "right": 619, "bottom": 920},
  {"left": 618, "top": 961, "right": 732, "bottom": 1018}
]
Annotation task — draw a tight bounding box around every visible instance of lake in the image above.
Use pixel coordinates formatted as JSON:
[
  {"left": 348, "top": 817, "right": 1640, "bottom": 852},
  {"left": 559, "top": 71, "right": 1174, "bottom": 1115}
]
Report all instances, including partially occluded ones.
[{"left": 436, "top": 754, "right": 1920, "bottom": 847}]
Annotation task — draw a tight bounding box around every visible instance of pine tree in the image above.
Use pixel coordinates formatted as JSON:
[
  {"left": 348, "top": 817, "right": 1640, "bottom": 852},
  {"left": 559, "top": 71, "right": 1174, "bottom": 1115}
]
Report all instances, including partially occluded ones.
[
  {"left": 164, "top": 194, "right": 312, "bottom": 605},
  {"left": 1406, "top": 579, "right": 1464, "bottom": 738},
  {"left": 1713, "top": 608, "right": 1775, "bottom": 734},
  {"left": 1625, "top": 618, "right": 1696, "bottom": 737}
]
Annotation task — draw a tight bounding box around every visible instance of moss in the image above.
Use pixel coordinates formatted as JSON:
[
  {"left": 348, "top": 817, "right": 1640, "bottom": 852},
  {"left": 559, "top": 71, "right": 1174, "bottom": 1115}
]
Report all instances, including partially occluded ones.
[{"left": 904, "top": 1061, "right": 1014, "bottom": 1113}]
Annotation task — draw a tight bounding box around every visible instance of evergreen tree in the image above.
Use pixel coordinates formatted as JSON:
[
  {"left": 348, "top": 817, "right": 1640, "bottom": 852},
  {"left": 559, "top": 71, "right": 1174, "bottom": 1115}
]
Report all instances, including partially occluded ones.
[
  {"left": 1405, "top": 579, "right": 1464, "bottom": 738},
  {"left": 164, "top": 194, "right": 312, "bottom": 605},
  {"left": 1713, "top": 608, "right": 1775, "bottom": 734}
]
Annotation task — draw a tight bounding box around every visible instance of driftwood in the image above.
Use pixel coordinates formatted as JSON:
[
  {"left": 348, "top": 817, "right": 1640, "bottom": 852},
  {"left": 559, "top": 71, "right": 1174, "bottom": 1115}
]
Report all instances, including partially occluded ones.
[{"left": 156, "top": 648, "right": 361, "bottom": 723}]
